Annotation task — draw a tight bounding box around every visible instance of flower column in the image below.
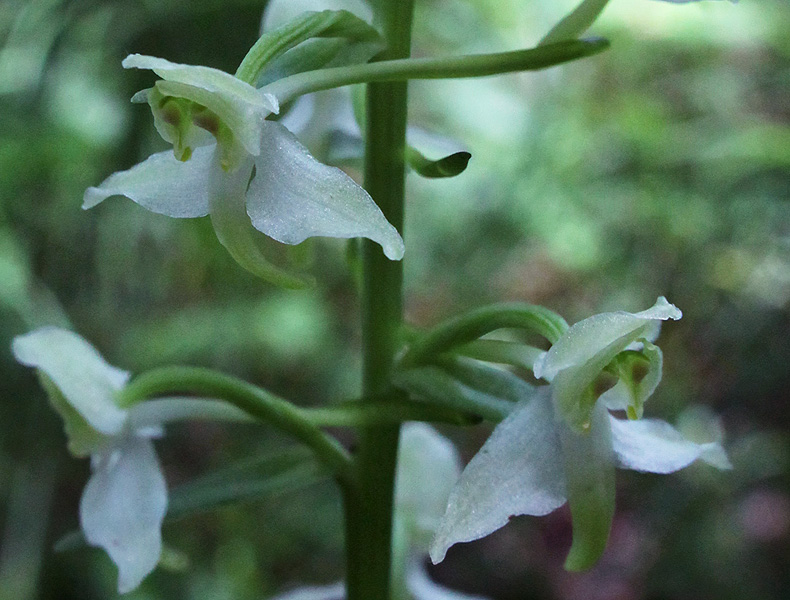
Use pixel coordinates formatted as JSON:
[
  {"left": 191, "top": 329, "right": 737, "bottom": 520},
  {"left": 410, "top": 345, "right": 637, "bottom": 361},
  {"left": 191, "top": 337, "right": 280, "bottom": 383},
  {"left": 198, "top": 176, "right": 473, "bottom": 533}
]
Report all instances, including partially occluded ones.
[{"left": 345, "top": 2, "right": 416, "bottom": 600}]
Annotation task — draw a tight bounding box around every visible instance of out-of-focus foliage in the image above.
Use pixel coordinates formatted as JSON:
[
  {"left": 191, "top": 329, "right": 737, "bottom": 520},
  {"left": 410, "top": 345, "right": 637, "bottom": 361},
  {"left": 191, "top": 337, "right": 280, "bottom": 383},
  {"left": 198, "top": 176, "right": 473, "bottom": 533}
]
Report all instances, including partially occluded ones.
[{"left": 1, "top": 1, "right": 788, "bottom": 599}]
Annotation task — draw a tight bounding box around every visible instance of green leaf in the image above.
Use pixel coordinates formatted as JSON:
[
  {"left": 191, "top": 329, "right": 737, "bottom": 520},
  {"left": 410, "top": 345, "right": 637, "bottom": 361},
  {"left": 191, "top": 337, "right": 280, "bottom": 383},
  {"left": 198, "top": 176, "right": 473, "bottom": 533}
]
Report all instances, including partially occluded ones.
[
  {"left": 406, "top": 147, "right": 471, "bottom": 179},
  {"left": 236, "top": 10, "right": 383, "bottom": 85},
  {"left": 257, "top": 37, "right": 382, "bottom": 87},
  {"left": 436, "top": 357, "right": 538, "bottom": 404},
  {"left": 166, "top": 449, "right": 326, "bottom": 519},
  {"left": 393, "top": 364, "right": 516, "bottom": 422},
  {"left": 455, "top": 339, "right": 545, "bottom": 372},
  {"left": 540, "top": 0, "right": 612, "bottom": 46}
]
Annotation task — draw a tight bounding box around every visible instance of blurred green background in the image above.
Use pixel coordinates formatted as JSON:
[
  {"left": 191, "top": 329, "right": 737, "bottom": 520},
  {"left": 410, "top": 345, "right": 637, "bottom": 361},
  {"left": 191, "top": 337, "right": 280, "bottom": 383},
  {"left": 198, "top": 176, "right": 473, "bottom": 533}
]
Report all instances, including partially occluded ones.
[{"left": 1, "top": 0, "right": 788, "bottom": 598}]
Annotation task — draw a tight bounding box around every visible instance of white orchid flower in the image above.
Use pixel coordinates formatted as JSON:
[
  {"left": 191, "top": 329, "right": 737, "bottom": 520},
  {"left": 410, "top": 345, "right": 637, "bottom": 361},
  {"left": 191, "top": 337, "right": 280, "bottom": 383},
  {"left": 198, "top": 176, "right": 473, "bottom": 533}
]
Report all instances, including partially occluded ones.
[
  {"left": 84, "top": 54, "right": 404, "bottom": 287},
  {"left": 12, "top": 327, "right": 166, "bottom": 594},
  {"left": 430, "top": 298, "right": 731, "bottom": 570}
]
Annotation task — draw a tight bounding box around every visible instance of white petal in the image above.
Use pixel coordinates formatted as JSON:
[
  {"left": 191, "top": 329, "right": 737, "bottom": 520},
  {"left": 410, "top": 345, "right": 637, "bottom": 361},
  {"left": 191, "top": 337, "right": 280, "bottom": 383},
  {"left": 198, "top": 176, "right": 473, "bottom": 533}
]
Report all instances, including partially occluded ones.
[
  {"left": 395, "top": 424, "right": 461, "bottom": 549},
  {"left": 247, "top": 121, "right": 405, "bottom": 260},
  {"left": 267, "top": 582, "right": 345, "bottom": 600},
  {"left": 430, "top": 391, "right": 566, "bottom": 564},
  {"left": 610, "top": 416, "right": 732, "bottom": 473},
  {"left": 12, "top": 328, "right": 128, "bottom": 435},
  {"left": 534, "top": 297, "right": 681, "bottom": 381},
  {"left": 407, "top": 559, "right": 491, "bottom": 600},
  {"left": 122, "top": 54, "right": 277, "bottom": 156},
  {"left": 83, "top": 145, "right": 214, "bottom": 217},
  {"left": 80, "top": 436, "right": 167, "bottom": 593}
]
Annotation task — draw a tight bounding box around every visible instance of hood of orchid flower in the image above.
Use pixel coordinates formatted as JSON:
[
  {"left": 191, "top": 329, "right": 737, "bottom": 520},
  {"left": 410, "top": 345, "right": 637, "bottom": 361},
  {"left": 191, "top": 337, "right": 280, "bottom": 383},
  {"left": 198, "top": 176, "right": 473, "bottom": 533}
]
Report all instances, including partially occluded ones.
[{"left": 123, "top": 54, "right": 280, "bottom": 166}]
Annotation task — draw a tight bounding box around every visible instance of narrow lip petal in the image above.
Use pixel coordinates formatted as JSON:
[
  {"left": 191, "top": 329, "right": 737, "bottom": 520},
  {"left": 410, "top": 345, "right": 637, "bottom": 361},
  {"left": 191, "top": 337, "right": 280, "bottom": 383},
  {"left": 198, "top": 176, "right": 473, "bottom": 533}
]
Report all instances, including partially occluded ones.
[
  {"left": 12, "top": 327, "right": 129, "bottom": 435},
  {"left": 395, "top": 423, "right": 461, "bottom": 548},
  {"left": 534, "top": 297, "right": 681, "bottom": 381},
  {"left": 558, "top": 401, "right": 616, "bottom": 571}
]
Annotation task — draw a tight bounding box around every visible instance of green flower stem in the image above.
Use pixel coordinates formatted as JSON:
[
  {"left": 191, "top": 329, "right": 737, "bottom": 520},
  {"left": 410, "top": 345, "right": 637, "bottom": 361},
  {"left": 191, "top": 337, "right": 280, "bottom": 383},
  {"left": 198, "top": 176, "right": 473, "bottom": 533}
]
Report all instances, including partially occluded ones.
[
  {"left": 120, "top": 367, "right": 356, "bottom": 486},
  {"left": 343, "top": 2, "right": 415, "bottom": 599},
  {"left": 401, "top": 303, "right": 570, "bottom": 368},
  {"left": 129, "top": 397, "right": 254, "bottom": 426},
  {"left": 307, "top": 398, "right": 480, "bottom": 427},
  {"left": 263, "top": 38, "right": 609, "bottom": 104}
]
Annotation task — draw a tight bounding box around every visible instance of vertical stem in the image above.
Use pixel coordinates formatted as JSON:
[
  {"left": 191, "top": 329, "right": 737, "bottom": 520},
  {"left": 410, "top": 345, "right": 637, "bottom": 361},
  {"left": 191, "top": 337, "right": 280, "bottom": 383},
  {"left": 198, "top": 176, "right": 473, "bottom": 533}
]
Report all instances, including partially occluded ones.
[{"left": 344, "top": 2, "right": 415, "bottom": 600}]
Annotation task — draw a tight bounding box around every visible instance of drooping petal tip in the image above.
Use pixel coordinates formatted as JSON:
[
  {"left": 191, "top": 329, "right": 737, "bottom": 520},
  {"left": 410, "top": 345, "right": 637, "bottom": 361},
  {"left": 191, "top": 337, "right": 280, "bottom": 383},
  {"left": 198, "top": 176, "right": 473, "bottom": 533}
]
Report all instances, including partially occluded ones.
[
  {"left": 246, "top": 121, "right": 405, "bottom": 260},
  {"left": 80, "top": 436, "right": 167, "bottom": 593}
]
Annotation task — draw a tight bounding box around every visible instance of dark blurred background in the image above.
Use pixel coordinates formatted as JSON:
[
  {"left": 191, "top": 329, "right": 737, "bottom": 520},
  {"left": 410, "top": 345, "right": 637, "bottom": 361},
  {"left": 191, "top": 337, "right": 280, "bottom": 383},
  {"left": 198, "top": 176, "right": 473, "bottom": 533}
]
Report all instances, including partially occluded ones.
[{"left": 1, "top": 0, "right": 788, "bottom": 598}]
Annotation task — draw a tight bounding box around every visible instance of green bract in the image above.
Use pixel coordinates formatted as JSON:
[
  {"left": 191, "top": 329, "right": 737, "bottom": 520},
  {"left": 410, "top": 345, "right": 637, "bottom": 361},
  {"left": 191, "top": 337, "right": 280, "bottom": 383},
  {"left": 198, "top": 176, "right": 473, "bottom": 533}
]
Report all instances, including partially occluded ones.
[
  {"left": 84, "top": 54, "right": 404, "bottom": 288},
  {"left": 430, "top": 298, "right": 731, "bottom": 572}
]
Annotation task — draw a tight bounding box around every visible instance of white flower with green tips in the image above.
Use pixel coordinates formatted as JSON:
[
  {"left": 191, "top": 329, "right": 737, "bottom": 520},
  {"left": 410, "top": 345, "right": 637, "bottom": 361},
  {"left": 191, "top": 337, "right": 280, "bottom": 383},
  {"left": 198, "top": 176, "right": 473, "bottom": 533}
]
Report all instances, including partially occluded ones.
[
  {"left": 12, "top": 327, "right": 166, "bottom": 594},
  {"left": 84, "top": 54, "right": 404, "bottom": 288},
  {"left": 430, "top": 297, "right": 731, "bottom": 571}
]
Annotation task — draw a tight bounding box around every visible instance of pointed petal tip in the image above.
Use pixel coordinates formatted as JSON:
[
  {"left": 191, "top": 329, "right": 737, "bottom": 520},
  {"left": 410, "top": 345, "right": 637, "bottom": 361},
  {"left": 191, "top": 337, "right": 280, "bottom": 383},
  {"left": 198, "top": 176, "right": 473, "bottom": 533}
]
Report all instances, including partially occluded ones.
[
  {"left": 701, "top": 443, "right": 733, "bottom": 470},
  {"left": 122, "top": 53, "right": 151, "bottom": 69},
  {"left": 82, "top": 187, "right": 105, "bottom": 210},
  {"left": 428, "top": 541, "right": 448, "bottom": 565},
  {"left": 651, "top": 296, "right": 682, "bottom": 320},
  {"left": 532, "top": 351, "right": 548, "bottom": 380},
  {"left": 383, "top": 237, "right": 405, "bottom": 261},
  {"left": 262, "top": 91, "right": 280, "bottom": 115}
]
